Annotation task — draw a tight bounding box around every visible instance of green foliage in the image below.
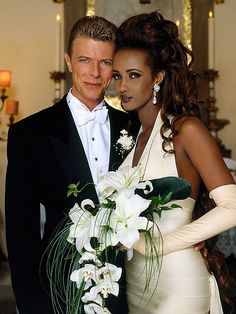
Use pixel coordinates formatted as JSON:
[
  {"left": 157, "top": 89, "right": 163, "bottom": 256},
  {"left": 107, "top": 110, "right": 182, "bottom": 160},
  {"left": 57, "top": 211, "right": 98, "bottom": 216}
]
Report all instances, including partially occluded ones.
[
  {"left": 67, "top": 181, "right": 96, "bottom": 198},
  {"left": 136, "top": 176, "right": 191, "bottom": 200},
  {"left": 137, "top": 176, "right": 191, "bottom": 218}
]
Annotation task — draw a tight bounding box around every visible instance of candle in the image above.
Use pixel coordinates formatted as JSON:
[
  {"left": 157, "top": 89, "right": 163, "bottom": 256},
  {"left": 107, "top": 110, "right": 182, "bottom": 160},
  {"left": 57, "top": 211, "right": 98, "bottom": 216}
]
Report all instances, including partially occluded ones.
[
  {"left": 208, "top": 10, "right": 215, "bottom": 69},
  {"left": 56, "top": 14, "right": 61, "bottom": 71},
  {"left": 0, "top": 70, "right": 12, "bottom": 87},
  {"left": 6, "top": 100, "right": 19, "bottom": 115}
]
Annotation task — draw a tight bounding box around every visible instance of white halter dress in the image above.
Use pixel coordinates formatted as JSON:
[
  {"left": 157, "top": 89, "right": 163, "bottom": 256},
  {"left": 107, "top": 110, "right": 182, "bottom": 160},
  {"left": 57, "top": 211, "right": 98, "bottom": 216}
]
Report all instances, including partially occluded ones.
[{"left": 120, "top": 112, "right": 223, "bottom": 314}]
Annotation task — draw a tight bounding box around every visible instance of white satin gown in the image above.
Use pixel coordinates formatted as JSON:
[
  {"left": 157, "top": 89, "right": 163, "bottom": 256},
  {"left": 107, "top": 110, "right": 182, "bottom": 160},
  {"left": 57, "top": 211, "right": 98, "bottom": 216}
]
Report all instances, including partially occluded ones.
[{"left": 120, "top": 112, "right": 223, "bottom": 314}]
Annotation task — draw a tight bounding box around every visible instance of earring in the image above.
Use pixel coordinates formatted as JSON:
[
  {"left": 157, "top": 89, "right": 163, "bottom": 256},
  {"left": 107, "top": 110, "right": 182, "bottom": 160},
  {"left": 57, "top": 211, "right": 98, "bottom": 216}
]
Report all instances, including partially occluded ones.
[{"left": 152, "top": 83, "right": 160, "bottom": 105}]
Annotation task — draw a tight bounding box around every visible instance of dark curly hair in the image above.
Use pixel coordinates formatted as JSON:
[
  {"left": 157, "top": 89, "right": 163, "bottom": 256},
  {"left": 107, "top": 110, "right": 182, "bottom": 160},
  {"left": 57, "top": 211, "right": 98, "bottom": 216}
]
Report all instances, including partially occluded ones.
[
  {"left": 116, "top": 10, "right": 235, "bottom": 312},
  {"left": 116, "top": 10, "right": 200, "bottom": 153}
]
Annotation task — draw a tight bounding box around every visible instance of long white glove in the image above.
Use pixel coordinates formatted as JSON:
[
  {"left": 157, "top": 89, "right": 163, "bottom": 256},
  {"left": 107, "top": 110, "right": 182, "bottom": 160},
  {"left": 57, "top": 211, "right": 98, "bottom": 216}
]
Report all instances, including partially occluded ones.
[{"left": 134, "top": 184, "right": 236, "bottom": 255}]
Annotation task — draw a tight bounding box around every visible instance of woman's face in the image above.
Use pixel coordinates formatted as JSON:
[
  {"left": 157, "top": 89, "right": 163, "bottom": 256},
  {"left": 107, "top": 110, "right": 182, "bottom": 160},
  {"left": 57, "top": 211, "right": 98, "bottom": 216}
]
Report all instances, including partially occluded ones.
[{"left": 112, "top": 48, "right": 156, "bottom": 112}]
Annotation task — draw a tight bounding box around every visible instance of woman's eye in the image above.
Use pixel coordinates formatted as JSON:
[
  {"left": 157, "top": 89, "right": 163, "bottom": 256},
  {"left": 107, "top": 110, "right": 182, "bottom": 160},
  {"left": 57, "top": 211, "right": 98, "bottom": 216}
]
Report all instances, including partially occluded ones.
[
  {"left": 130, "top": 72, "right": 141, "bottom": 79},
  {"left": 112, "top": 73, "right": 121, "bottom": 80}
]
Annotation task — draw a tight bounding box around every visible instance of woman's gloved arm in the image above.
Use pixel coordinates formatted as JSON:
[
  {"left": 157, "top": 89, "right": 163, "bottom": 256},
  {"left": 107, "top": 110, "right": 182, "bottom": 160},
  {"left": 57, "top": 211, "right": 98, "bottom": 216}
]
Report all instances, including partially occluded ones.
[{"left": 133, "top": 184, "right": 236, "bottom": 255}]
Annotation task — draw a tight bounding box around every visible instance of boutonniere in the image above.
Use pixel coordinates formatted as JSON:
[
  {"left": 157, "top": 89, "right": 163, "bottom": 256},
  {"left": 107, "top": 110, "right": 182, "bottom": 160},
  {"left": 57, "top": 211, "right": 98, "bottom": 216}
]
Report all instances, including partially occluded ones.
[{"left": 115, "top": 129, "right": 135, "bottom": 159}]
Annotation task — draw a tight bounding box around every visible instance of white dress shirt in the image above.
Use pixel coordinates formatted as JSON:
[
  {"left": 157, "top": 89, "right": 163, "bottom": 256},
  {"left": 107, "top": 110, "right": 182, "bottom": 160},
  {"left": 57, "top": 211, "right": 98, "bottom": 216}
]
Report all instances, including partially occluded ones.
[{"left": 67, "top": 90, "right": 110, "bottom": 185}]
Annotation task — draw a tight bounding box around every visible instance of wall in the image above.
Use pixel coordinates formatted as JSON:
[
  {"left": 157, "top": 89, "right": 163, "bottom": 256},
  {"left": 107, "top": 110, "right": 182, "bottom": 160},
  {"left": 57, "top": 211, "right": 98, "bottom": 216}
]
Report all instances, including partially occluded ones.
[
  {"left": 0, "top": 0, "right": 64, "bottom": 254},
  {"left": 215, "top": 0, "right": 236, "bottom": 159}
]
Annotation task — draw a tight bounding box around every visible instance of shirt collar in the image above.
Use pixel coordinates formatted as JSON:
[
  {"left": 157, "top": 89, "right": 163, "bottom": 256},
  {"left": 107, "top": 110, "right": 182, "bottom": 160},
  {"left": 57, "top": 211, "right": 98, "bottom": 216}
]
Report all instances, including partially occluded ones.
[{"left": 67, "top": 89, "right": 105, "bottom": 113}]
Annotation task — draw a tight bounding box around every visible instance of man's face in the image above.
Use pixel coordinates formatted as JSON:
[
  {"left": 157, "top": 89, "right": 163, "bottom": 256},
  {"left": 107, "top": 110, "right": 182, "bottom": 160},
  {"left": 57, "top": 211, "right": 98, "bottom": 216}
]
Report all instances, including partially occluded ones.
[{"left": 65, "top": 37, "right": 115, "bottom": 110}]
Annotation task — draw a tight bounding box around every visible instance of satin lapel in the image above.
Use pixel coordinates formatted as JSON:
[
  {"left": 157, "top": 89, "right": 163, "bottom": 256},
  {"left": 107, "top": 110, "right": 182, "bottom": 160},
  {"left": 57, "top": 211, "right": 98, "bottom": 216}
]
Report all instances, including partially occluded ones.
[
  {"left": 107, "top": 104, "right": 130, "bottom": 171},
  {"left": 107, "top": 104, "right": 140, "bottom": 171},
  {"left": 48, "top": 96, "right": 98, "bottom": 203}
]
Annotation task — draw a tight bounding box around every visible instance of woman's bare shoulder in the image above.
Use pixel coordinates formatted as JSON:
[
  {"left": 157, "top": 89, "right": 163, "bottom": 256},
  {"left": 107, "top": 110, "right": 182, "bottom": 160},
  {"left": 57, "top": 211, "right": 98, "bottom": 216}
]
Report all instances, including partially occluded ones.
[
  {"left": 174, "top": 116, "right": 234, "bottom": 190},
  {"left": 175, "top": 116, "right": 208, "bottom": 134}
]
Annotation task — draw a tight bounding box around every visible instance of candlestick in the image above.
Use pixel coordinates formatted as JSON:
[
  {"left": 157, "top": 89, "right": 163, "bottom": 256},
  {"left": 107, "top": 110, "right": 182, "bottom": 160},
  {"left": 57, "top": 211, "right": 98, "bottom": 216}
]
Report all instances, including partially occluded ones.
[
  {"left": 208, "top": 10, "right": 215, "bottom": 69},
  {"left": 56, "top": 14, "right": 62, "bottom": 71},
  {"left": 50, "top": 71, "right": 65, "bottom": 103}
]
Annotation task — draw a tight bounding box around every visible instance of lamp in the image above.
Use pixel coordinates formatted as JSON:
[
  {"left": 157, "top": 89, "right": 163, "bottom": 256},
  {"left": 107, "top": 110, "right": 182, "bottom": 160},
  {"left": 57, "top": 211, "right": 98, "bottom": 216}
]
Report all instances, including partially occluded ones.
[
  {"left": 6, "top": 99, "right": 19, "bottom": 126},
  {"left": 0, "top": 70, "right": 19, "bottom": 141},
  {"left": 0, "top": 70, "right": 12, "bottom": 111}
]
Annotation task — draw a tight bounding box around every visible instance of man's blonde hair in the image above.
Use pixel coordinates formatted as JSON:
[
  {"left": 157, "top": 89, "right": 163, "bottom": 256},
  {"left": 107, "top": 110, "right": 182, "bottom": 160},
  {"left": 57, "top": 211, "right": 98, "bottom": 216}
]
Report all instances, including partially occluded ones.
[{"left": 68, "top": 15, "right": 117, "bottom": 55}]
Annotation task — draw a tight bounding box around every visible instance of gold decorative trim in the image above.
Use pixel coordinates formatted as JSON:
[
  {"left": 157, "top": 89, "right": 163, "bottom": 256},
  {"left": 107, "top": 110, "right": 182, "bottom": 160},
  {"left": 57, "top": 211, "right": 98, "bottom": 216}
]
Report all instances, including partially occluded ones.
[
  {"left": 105, "top": 95, "right": 124, "bottom": 111},
  {"left": 86, "top": 0, "right": 95, "bottom": 16},
  {"left": 182, "top": 0, "right": 192, "bottom": 51}
]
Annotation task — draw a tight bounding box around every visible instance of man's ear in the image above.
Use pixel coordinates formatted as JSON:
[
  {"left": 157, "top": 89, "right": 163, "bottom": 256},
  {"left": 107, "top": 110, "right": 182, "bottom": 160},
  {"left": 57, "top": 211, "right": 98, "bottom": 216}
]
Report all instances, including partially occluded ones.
[
  {"left": 155, "top": 70, "right": 166, "bottom": 85},
  {"left": 65, "top": 53, "right": 72, "bottom": 72}
]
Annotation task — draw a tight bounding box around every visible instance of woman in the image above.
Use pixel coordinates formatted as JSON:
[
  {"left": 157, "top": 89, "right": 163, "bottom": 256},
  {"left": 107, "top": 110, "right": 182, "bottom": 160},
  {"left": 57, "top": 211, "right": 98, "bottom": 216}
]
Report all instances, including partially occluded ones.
[{"left": 112, "top": 11, "right": 236, "bottom": 314}]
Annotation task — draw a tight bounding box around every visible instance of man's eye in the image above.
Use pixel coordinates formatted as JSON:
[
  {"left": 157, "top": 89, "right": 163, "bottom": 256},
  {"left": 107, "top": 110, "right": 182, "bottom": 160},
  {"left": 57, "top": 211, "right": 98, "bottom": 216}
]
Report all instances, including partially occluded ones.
[
  {"left": 112, "top": 73, "right": 121, "bottom": 80},
  {"left": 79, "top": 58, "right": 89, "bottom": 63},
  {"left": 101, "top": 60, "right": 112, "bottom": 66}
]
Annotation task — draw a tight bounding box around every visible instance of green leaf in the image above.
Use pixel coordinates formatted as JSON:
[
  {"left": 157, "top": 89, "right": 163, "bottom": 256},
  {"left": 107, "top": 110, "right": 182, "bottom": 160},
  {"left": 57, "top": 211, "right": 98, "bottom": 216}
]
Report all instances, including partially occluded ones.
[
  {"left": 68, "top": 183, "right": 80, "bottom": 189},
  {"left": 171, "top": 203, "right": 182, "bottom": 209},
  {"left": 67, "top": 189, "right": 78, "bottom": 198},
  {"left": 67, "top": 181, "right": 80, "bottom": 198},
  {"left": 162, "top": 192, "right": 172, "bottom": 203},
  {"left": 160, "top": 206, "right": 175, "bottom": 211}
]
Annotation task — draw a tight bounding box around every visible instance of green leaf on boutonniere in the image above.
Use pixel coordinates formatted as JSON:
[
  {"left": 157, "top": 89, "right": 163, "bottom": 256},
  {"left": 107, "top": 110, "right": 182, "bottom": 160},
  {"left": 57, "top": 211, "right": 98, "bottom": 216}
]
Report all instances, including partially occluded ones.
[
  {"left": 67, "top": 182, "right": 96, "bottom": 198},
  {"left": 67, "top": 181, "right": 80, "bottom": 197}
]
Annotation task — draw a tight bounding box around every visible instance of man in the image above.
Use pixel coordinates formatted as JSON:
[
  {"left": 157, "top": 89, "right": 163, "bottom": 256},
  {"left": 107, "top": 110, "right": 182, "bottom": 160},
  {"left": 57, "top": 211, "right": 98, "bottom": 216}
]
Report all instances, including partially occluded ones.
[{"left": 5, "top": 16, "right": 139, "bottom": 314}]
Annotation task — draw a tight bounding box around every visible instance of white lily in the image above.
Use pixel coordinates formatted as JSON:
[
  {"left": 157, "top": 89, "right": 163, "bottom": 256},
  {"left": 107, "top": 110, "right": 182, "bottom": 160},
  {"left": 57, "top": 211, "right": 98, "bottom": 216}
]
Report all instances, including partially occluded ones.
[
  {"left": 83, "top": 294, "right": 111, "bottom": 314},
  {"left": 98, "top": 263, "right": 122, "bottom": 283},
  {"left": 84, "top": 303, "right": 111, "bottom": 314},
  {"left": 92, "top": 207, "right": 115, "bottom": 249},
  {"left": 79, "top": 251, "right": 102, "bottom": 266},
  {"left": 67, "top": 202, "right": 95, "bottom": 252},
  {"left": 82, "top": 287, "right": 103, "bottom": 304},
  {"left": 97, "top": 166, "right": 143, "bottom": 200},
  {"left": 84, "top": 302, "right": 104, "bottom": 314},
  {"left": 89, "top": 278, "right": 120, "bottom": 299},
  {"left": 70, "top": 264, "right": 99, "bottom": 290},
  {"left": 82, "top": 263, "right": 121, "bottom": 304},
  {"left": 109, "top": 191, "right": 151, "bottom": 248}
]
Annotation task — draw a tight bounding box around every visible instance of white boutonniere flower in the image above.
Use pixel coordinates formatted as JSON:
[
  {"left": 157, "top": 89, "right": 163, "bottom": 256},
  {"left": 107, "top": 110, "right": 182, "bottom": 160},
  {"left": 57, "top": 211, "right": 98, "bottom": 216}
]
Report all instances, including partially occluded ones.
[{"left": 115, "top": 129, "right": 135, "bottom": 159}]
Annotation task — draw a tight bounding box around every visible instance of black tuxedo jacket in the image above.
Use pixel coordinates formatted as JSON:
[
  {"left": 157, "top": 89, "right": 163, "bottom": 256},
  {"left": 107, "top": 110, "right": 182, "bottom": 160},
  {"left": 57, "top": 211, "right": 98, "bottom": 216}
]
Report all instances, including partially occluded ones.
[{"left": 5, "top": 95, "right": 140, "bottom": 314}]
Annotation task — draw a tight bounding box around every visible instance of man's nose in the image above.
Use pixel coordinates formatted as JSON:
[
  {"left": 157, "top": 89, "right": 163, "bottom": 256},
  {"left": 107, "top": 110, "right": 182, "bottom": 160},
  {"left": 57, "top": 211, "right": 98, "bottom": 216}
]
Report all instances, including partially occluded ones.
[{"left": 90, "top": 62, "right": 100, "bottom": 78}]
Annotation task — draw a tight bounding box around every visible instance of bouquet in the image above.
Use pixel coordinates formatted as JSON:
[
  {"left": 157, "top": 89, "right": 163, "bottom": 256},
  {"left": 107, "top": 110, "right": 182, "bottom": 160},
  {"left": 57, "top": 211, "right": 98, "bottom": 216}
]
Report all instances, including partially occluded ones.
[{"left": 46, "top": 165, "right": 191, "bottom": 314}]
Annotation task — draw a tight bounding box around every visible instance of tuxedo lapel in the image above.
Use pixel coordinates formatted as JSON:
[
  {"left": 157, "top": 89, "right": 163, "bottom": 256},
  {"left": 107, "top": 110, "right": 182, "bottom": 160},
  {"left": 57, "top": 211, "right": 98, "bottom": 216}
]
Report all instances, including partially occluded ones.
[
  {"left": 108, "top": 105, "right": 125, "bottom": 170},
  {"left": 47, "top": 98, "right": 139, "bottom": 202},
  {"left": 48, "top": 96, "right": 98, "bottom": 203},
  {"left": 107, "top": 103, "right": 140, "bottom": 171}
]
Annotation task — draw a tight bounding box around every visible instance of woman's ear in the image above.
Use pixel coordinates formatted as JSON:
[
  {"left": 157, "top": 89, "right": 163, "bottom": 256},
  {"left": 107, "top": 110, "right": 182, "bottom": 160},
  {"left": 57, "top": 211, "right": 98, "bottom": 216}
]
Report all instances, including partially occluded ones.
[
  {"left": 65, "top": 53, "right": 72, "bottom": 72},
  {"left": 155, "top": 70, "right": 166, "bottom": 85}
]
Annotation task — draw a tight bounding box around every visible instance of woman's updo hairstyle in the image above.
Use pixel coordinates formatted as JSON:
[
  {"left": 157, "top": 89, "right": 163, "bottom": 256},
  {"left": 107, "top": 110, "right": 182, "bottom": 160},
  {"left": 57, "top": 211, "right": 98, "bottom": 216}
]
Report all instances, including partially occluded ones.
[{"left": 116, "top": 11, "right": 200, "bottom": 152}]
